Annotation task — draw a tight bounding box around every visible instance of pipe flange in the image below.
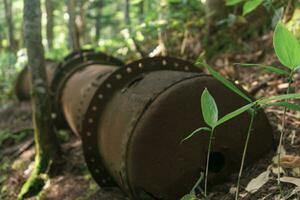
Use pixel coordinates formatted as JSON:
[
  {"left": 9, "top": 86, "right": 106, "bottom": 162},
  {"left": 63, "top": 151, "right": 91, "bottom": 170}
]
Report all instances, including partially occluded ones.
[
  {"left": 81, "top": 57, "right": 202, "bottom": 188},
  {"left": 50, "top": 51, "right": 124, "bottom": 128}
]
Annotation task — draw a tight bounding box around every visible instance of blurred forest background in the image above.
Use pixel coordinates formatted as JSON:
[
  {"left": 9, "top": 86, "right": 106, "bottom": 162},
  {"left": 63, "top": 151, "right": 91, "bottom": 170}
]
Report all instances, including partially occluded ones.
[{"left": 0, "top": 0, "right": 296, "bottom": 105}]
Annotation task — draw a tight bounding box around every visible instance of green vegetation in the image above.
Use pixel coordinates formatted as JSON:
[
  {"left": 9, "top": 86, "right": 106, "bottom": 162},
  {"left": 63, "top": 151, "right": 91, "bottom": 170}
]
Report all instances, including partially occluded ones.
[{"left": 181, "top": 21, "right": 300, "bottom": 200}]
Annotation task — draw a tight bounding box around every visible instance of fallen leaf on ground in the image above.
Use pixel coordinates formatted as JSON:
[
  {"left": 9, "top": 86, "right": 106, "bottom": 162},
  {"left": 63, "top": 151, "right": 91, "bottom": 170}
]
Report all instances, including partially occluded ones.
[
  {"left": 245, "top": 169, "right": 270, "bottom": 193},
  {"left": 280, "top": 155, "right": 300, "bottom": 168},
  {"left": 280, "top": 176, "right": 300, "bottom": 187}
]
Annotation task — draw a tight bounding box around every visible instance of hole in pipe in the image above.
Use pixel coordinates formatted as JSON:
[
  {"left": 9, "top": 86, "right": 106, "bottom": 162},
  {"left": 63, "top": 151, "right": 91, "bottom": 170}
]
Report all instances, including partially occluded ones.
[{"left": 208, "top": 152, "right": 226, "bottom": 173}]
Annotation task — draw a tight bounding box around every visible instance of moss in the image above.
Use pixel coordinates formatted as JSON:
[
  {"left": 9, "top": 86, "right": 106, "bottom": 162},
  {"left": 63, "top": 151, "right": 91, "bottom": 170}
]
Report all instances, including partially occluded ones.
[{"left": 17, "top": 151, "right": 50, "bottom": 200}]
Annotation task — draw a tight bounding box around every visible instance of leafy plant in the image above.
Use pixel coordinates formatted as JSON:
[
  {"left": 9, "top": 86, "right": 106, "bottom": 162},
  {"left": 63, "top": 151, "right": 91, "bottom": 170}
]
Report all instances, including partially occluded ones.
[
  {"left": 226, "top": 0, "right": 265, "bottom": 16},
  {"left": 188, "top": 22, "right": 300, "bottom": 198},
  {"left": 272, "top": 22, "right": 300, "bottom": 196},
  {"left": 182, "top": 85, "right": 300, "bottom": 199}
]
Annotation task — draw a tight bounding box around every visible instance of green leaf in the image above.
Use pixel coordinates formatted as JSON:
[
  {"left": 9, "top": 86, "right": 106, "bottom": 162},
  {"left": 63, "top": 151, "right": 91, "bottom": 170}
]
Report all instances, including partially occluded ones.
[
  {"left": 258, "top": 93, "right": 300, "bottom": 105},
  {"left": 216, "top": 102, "right": 255, "bottom": 126},
  {"left": 262, "top": 102, "right": 300, "bottom": 112},
  {"left": 200, "top": 62, "right": 252, "bottom": 103},
  {"left": 201, "top": 88, "right": 218, "bottom": 128},
  {"left": 273, "top": 23, "right": 300, "bottom": 70},
  {"left": 181, "top": 127, "right": 212, "bottom": 143},
  {"left": 237, "top": 63, "right": 290, "bottom": 75},
  {"left": 180, "top": 194, "right": 198, "bottom": 200},
  {"left": 242, "top": 0, "right": 264, "bottom": 16},
  {"left": 226, "top": 0, "right": 243, "bottom": 6}
]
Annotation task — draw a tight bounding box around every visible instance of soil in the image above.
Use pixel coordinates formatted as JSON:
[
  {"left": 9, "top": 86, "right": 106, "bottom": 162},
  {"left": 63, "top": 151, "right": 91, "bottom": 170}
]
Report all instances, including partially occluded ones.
[{"left": 1, "top": 32, "right": 300, "bottom": 200}]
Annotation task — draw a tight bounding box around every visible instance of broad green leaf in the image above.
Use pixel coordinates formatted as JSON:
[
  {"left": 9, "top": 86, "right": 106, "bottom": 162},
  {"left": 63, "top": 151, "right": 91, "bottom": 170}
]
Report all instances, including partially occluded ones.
[
  {"left": 216, "top": 102, "right": 255, "bottom": 126},
  {"left": 258, "top": 93, "right": 300, "bottom": 105},
  {"left": 180, "top": 194, "right": 198, "bottom": 200},
  {"left": 273, "top": 23, "right": 300, "bottom": 70},
  {"left": 201, "top": 88, "right": 218, "bottom": 128},
  {"left": 200, "top": 62, "right": 252, "bottom": 103},
  {"left": 242, "top": 0, "right": 264, "bottom": 16},
  {"left": 237, "top": 63, "right": 290, "bottom": 75},
  {"left": 181, "top": 127, "right": 211, "bottom": 143},
  {"left": 226, "top": 0, "right": 243, "bottom": 6},
  {"left": 262, "top": 102, "right": 300, "bottom": 112}
]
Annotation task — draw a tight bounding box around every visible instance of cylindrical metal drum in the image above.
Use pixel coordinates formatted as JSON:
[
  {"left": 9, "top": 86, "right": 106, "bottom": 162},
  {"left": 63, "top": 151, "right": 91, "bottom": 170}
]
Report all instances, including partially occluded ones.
[
  {"left": 14, "top": 59, "right": 57, "bottom": 101},
  {"left": 79, "top": 58, "right": 274, "bottom": 199},
  {"left": 50, "top": 50, "right": 124, "bottom": 133}
]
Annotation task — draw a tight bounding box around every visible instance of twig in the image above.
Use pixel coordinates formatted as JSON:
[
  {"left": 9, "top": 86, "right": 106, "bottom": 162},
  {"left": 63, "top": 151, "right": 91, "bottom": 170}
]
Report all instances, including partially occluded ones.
[{"left": 235, "top": 111, "right": 255, "bottom": 200}]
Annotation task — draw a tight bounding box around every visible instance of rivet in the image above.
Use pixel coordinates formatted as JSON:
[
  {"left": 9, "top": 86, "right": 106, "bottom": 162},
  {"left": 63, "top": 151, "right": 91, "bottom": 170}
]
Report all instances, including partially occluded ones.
[
  {"left": 138, "top": 63, "right": 143, "bottom": 68},
  {"left": 88, "top": 146, "right": 92, "bottom": 150},
  {"left": 116, "top": 74, "right": 122, "bottom": 79},
  {"left": 98, "top": 94, "right": 103, "bottom": 99},
  {"left": 126, "top": 67, "right": 132, "bottom": 73},
  {"left": 88, "top": 118, "right": 93, "bottom": 123},
  {"left": 91, "top": 158, "right": 95, "bottom": 163},
  {"left": 92, "top": 106, "right": 97, "bottom": 111},
  {"left": 106, "top": 84, "right": 112, "bottom": 88},
  {"left": 174, "top": 63, "right": 179, "bottom": 68},
  {"left": 95, "top": 169, "right": 100, "bottom": 173},
  {"left": 51, "top": 113, "right": 57, "bottom": 119},
  {"left": 87, "top": 132, "right": 92, "bottom": 136},
  {"left": 184, "top": 66, "right": 190, "bottom": 71},
  {"left": 102, "top": 179, "right": 107, "bottom": 184},
  {"left": 162, "top": 60, "right": 167, "bottom": 66}
]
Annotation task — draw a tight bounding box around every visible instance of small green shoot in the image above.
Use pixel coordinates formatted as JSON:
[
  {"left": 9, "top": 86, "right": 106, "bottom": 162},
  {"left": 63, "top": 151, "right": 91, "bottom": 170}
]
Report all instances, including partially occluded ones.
[
  {"left": 242, "top": 0, "right": 264, "bottom": 16},
  {"left": 236, "top": 63, "right": 290, "bottom": 76}
]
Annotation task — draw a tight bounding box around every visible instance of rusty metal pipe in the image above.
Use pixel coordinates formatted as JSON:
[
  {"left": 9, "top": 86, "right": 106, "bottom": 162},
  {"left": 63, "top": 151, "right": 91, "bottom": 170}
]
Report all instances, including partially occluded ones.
[
  {"left": 14, "top": 59, "right": 58, "bottom": 101},
  {"left": 50, "top": 53, "right": 274, "bottom": 199}
]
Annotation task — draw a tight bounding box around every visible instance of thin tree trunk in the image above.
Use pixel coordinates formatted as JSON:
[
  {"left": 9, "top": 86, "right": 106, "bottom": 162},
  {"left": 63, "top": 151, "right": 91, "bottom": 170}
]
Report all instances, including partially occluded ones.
[
  {"left": 95, "top": 0, "right": 103, "bottom": 42},
  {"left": 18, "top": 0, "right": 59, "bottom": 198},
  {"left": 67, "top": 0, "right": 80, "bottom": 51},
  {"left": 3, "top": 0, "right": 15, "bottom": 51},
  {"left": 78, "top": 0, "right": 87, "bottom": 45},
  {"left": 125, "top": 0, "right": 130, "bottom": 25},
  {"left": 124, "top": 0, "right": 146, "bottom": 57},
  {"left": 139, "top": 0, "right": 144, "bottom": 24},
  {"left": 0, "top": 32, "right": 3, "bottom": 49},
  {"left": 45, "top": 0, "right": 54, "bottom": 49}
]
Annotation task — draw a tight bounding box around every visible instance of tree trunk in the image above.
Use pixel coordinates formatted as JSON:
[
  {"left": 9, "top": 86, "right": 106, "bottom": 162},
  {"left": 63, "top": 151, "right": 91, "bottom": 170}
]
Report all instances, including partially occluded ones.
[
  {"left": 45, "top": 0, "right": 54, "bottom": 49},
  {"left": 78, "top": 0, "right": 90, "bottom": 45},
  {"left": 95, "top": 0, "right": 103, "bottom": 42},
  {"left": 124, "top": 0, "right": 146, "bottom": 57},
  {"left": 0, "top": 32, "right": 3, "bottom": 49},
  {"left": 18, "top": 0, "right": 59, "bottom": 198},
  {"left": 3, "top": 0, "right": 15, "bottom": 51},
  {"left": 139, "top": 0, "right": 144, "bottom": 24},
  {"left": 124, "top": 0, "right": 130, "bottom": 25},
  {"left": 67, "top": 0, "right": 80, "bottom": 51}
]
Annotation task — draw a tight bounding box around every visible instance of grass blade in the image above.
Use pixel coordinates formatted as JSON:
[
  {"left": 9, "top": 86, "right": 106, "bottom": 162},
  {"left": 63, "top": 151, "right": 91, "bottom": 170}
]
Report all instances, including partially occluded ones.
[
  {"left": 216, "top": 102, "right": 255, "bottom": 126},
  {"left": 237, "top": 63, "right": 290, "bottom": 75},
  {"left": 199, "top": 62, "right": 252, "bottom": 103},
  {"left": 181, "top": 127, "right": 211, "bottom": 143}
]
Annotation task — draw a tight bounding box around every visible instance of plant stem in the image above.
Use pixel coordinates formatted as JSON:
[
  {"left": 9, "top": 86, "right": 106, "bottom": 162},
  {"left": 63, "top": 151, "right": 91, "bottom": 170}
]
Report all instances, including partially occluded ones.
[
  {"left": 277, "top": 72, "right": 294, "bottom": 197},
  {"left": 235, "top": 111, "right": 255, "bottom": 200},
  {"left": 204, "top": 128, "right": 214, "bottom": 197}
]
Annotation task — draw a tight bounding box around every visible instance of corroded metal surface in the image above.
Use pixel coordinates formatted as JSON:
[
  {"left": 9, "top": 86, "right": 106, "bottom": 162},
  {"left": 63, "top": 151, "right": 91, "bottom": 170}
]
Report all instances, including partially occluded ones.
[
  {"left": 80, "top": 57, "right": 274, "bottom": 199},
  {"left": 14, "top": 59, "right": 58, "bottom": 101},
  {"left": 50, "top": 50, "right": 123, "bottom": 129}
]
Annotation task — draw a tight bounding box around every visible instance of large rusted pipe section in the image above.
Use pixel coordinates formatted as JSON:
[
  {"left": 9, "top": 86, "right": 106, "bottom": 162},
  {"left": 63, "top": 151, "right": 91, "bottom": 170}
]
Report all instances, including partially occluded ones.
[
  {"left": 14, "top": 59, "right": 58, "bottom": 101},
  {"left": 15, "top": 49, "right": 274, "bottom": 199}
]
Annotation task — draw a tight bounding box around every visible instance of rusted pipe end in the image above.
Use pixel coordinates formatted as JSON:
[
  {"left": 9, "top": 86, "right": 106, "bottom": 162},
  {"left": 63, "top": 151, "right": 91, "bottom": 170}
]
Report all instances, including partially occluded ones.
[
  {"left": 50, "top": 49, "right": 124, "bottom": 131},
  {"left": 14, "top": 59, "right": 58, "bottom": 101}
]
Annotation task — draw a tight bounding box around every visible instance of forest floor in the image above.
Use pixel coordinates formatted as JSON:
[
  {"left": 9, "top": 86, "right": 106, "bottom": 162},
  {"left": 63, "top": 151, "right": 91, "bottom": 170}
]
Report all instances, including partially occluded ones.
[{"left": 1, "top": 32, "right": 300, "bottom": 200}]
